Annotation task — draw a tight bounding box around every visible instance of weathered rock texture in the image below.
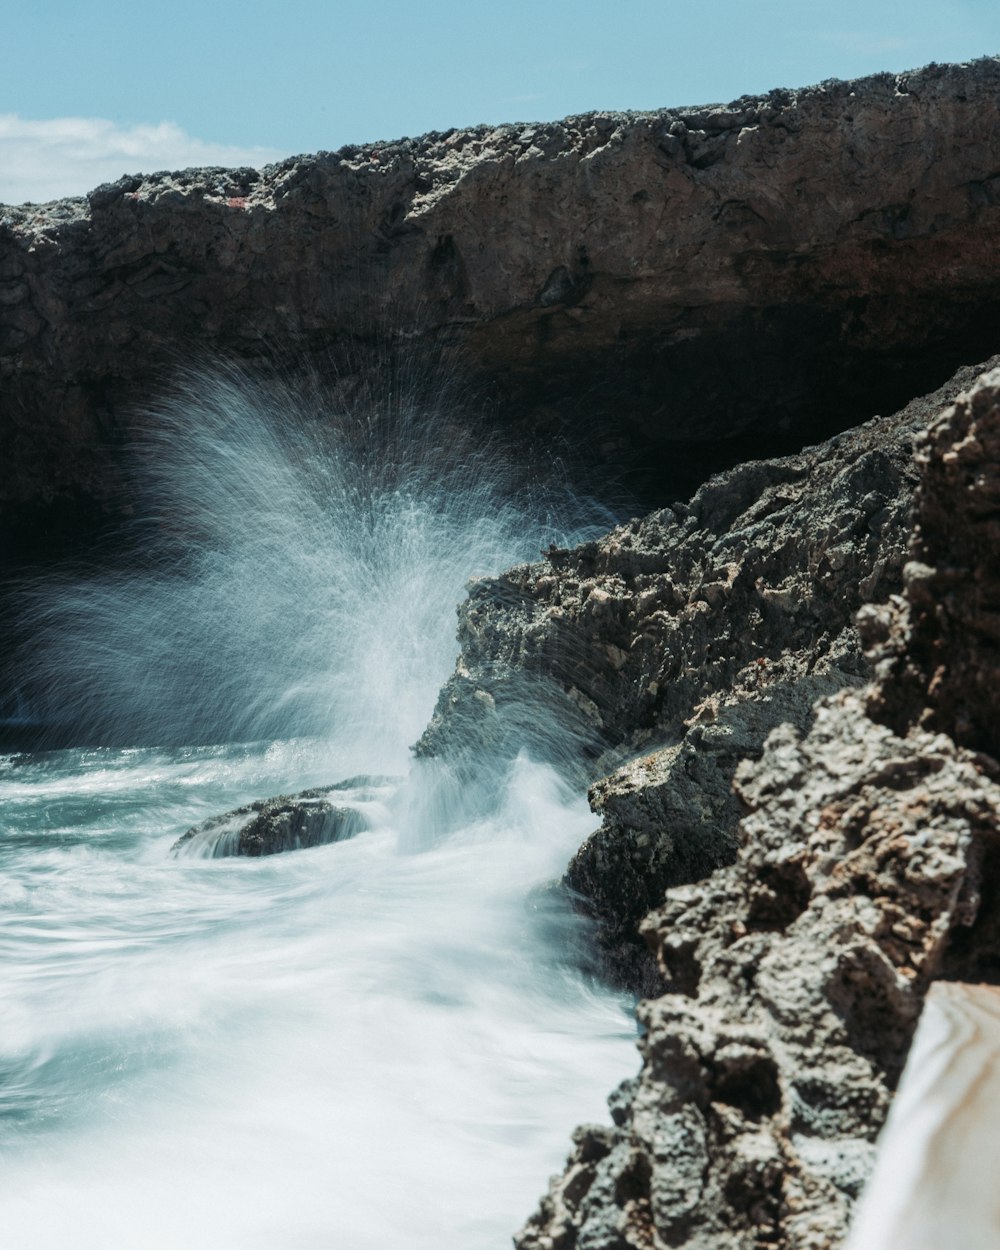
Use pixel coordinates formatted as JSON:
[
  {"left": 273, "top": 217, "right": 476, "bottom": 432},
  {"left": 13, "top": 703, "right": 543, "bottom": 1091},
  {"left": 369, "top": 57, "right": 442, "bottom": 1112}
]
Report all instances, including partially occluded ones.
[
  {"left": 865, "top": 368, "right": 1000, "bottom": 761},
  {"left": 170, "top": 781, "right": 377, "bottom": 858},
  {"left": 513, "top": 369, "right": 1000, "bottom": 1248},
  {"left": 5, "top": 59, "right": 1000, "bottom": 551},
  {"left": 419, "top": 359, "right": 996, "bottom": 988}
]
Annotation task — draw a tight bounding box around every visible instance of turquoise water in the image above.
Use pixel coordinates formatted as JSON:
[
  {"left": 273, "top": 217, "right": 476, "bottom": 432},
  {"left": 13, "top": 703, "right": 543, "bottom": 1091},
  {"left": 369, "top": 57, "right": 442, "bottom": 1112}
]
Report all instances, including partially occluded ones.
[
  {"left": 0, "top": 741, "right": 636, "bottom": 1248},
  {"left": 0, "top": 369, "right": 637, "bottom": 1247}
]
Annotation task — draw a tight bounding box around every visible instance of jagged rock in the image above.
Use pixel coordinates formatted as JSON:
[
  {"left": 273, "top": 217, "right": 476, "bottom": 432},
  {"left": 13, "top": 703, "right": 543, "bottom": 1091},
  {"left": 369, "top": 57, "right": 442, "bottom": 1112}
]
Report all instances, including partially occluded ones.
[
  {"left": 421, "top": 361, "right": 993, "bottom": 765},
  {"left": 516, "top": 368, "right": 1000, "bottom": 1249},
  {"left": 518, "top": 694, "right": 1000, "bottom": 1250},
  {"left": 864, "top": 364, "right": 1000, "bottom": 759},
  {"left": 169, "top": 778, "right": 385, "bottom": 857},
  {"left": 564, "top": 657, "right": 855, "bottom": 994},
  {"left": 7, "top": 60, "right": 1000, "bottom": 550},
  {"left": 422, "top": 360, "right": 996, "bottom": 986}
]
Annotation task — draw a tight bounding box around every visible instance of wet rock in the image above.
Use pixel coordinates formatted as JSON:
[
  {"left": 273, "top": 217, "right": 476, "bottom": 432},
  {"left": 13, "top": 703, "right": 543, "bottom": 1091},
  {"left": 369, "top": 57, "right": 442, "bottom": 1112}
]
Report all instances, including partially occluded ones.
[
  {"left": 423, "top": 359, "right": 997, "bottom": 987},
  {"left": 564, "top": 659, "right": 855, "bottom": 994},
  {"left": 169, "top": 777, "right": 385, "bottom": 857}
]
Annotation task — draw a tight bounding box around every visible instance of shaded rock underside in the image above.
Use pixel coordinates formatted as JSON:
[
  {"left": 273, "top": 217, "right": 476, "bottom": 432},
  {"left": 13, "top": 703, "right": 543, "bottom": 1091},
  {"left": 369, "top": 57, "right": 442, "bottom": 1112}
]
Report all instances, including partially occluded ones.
[{"left": 5, "top": 58, "right": 1000, "bottom": 558}]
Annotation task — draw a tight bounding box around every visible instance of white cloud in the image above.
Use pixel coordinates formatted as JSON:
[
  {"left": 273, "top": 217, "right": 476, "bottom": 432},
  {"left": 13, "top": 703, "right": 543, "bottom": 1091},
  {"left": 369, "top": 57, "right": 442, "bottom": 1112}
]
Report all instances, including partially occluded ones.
[{"left": 0, "top": 114, "right": 287, "bottom": 205}]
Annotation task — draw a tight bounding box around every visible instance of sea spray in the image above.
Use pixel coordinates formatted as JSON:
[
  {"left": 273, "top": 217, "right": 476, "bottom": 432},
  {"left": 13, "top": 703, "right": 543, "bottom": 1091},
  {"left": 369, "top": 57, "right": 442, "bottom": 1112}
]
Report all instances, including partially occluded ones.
[
  {"left": 18, "top": 360, "right": 616, "bottom": 754},
  {"left": 1, "top": 363, "right": 638, "bottom": 1248}
]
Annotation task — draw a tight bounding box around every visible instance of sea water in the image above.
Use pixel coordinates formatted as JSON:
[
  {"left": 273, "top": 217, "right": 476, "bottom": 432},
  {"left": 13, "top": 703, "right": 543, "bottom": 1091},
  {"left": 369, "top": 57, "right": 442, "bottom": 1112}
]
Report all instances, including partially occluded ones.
[{"left": 0, "top": 367, "right": 638, "bottom": 1248}]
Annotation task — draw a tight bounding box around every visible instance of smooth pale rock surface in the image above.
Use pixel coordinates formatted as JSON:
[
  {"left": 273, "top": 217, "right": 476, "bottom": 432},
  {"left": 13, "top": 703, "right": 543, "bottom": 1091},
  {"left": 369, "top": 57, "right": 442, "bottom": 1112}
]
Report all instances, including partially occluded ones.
[
  {"left": 844, "top": 982, "right": 1000, "bottom": 1250},
  {"left": 6, "top": 59, "right": 1000, "bottom": 547}
]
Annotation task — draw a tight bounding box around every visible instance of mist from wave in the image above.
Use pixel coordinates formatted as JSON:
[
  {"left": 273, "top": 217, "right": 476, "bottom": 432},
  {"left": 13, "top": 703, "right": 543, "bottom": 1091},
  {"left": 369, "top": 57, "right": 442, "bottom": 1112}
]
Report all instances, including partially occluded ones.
[{"left": 0, "top": 364, "right": 638, "bottom": 1248}]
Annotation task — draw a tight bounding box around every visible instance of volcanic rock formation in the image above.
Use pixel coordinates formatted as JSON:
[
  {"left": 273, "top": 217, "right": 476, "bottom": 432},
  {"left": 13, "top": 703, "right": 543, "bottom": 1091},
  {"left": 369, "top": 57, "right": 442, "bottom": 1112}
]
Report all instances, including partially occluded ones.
[
  {"left": 5, "top": 58, "right": 1000, "bottom": 554},
  {"left": 418, "top": 360, "right": 995, "bottom": 991},
  {"left": 506, "top": 368, "right": 1000, "bottom": 1248}
]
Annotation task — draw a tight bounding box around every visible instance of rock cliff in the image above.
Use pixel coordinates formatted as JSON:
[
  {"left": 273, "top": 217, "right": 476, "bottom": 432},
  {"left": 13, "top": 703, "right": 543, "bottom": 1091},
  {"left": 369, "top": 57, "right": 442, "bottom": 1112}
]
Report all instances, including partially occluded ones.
[
  {"left": 506, "top": 368, "right": 1000, "bottom": 1248},
  {"left": 418, "top": 360, "right": 994, "bottom": 990},
  {"left": 4, "top": 52, "right": 1000, "bottom": 1250},
  {"left": 5, "top": 58, "right": 1000, "bottom": 554}
]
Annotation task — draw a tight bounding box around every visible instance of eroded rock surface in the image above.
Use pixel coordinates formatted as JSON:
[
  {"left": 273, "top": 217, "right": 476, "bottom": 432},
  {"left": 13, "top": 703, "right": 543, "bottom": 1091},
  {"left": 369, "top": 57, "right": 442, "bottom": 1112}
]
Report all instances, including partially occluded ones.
[
  {"left": 420, "top": 359, "right": 996, "bottom": 986},
  {"left": 515, "top": 370, "right": 1000, "bottom": 1248},
  {"left": 865, "top": 365, "right": 1000, "bottom": 759},
  {"left": 519, "top": 696, "right": 1000, "bottom": 1250},
  {"left": 6, "top": 59, "right": 1000, "bottom": 548}
]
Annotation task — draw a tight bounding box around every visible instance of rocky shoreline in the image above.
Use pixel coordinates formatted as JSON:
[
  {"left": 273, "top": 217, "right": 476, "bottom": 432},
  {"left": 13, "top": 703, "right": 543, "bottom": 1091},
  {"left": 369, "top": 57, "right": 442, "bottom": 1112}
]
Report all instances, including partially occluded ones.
[
  {"left": 4, "top": 53, "right": 1000, "bottom": 1250},
  {"left": 418, "top": 360, "right": 993, "bottom": 995},
  {"left": 499, "top": 366, "right": 1000, "bottom": 1248},
  {"left": 136, "top": 355, "right": 1000, "bottom": 1248}
]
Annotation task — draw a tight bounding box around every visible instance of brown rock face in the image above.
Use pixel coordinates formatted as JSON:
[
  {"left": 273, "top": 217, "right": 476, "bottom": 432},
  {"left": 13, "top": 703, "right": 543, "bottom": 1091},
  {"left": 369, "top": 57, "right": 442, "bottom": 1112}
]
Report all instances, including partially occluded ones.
[
  {"left": 5, "top": 58, "right": 1000, "bottom": 551},
  {"left": 518, "top": 697, "right": 1000, "bottom": 1250},
  {"left": 418, "top": 361, "right": 994, "bottom": 988},
  {"left": 864, "top": 365, "right": 1000, "bottom": 758},
  {"left": 514, "top": 369, "right": 1000, "bottom": 1249}
]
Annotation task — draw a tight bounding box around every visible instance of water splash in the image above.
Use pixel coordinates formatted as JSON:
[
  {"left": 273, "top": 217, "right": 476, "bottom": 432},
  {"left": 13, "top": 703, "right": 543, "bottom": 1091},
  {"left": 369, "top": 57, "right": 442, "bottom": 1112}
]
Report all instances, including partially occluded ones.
[
  {"left": 20, "top": 360, "right": 615, "bottom": 756},
  {"left": 1, "top": 362, "right": 638, "bottom": 1248}
]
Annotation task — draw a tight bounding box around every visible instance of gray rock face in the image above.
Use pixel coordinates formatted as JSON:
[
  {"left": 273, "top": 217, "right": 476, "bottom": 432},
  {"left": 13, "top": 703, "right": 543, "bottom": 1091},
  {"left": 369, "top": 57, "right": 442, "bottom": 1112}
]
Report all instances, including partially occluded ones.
[
  {"left": 515, "top": 369, "right": 1000, "bottom": 1249},
  {"left": 421, "top": 360, "right": 996, "bottom": 987},
  {"left": 519, "top": 695, "right": 1000, "bottom": 1250},
  {"left": 169, "top": 780, "right": 381, "bottom": 857},
  {"left": 6, "top": 59, "right": 1000, "bottom": 549},
  {"left": 864, "top": 365, "right": 1000, "bottom": 761},
  {"left": 566, "top": 660, "right": 856, "bottom": 994}
]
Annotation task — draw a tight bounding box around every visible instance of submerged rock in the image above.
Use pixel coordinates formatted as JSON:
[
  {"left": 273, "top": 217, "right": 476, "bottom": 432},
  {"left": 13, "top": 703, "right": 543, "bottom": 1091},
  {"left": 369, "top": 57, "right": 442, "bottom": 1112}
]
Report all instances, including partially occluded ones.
[
  {"left": 515, "top": 368, "right": 1000, "bottom": 1248},
  {"left": 170, "top": 776, "right": 390, "bottom": 858}
]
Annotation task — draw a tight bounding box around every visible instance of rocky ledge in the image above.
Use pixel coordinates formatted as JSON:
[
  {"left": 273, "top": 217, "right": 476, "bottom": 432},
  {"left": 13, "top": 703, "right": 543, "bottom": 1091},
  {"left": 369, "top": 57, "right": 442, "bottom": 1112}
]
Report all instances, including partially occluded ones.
[
  {"left": 6, "top": 58, "right": 1000, "bottom": 552},
  {"left": 418, "top": 359, "right": 995, "bottom": 992},
  {"left": 495, "top": 369, "right": 1000, "bottom": 1247}
]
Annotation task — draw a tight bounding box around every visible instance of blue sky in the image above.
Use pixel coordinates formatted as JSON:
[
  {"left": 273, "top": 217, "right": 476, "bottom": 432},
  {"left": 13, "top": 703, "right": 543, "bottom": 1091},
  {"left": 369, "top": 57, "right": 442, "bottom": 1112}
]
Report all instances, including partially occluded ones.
[{"left": 3, "top": 0, "right": 999, "bottom": 202}]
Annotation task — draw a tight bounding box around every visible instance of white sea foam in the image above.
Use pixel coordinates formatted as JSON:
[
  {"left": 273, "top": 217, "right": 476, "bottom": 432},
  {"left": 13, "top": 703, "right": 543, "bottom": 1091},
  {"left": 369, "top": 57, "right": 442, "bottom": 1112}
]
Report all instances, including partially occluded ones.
[{"left": 0, "top": 367, "right": 636, "bottom": 1248}]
